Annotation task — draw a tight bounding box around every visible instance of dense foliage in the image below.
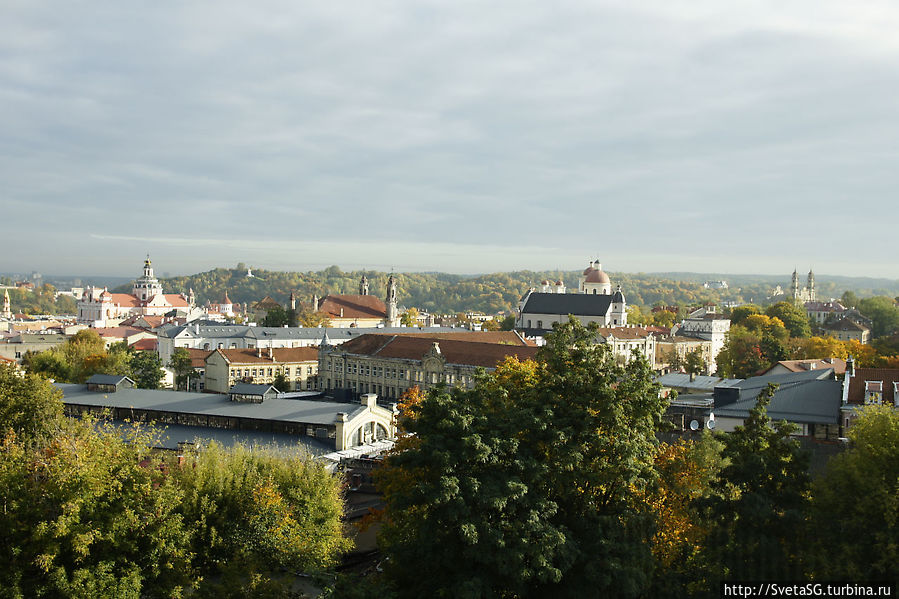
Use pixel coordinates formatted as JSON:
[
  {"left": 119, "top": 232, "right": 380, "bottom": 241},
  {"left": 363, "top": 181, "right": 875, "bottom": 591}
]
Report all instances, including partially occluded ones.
[
  {"left": 1, "top": 283, "right": 77, "bottom": 316},
  {"left": 23, "top": 330, "right": 163, "bottom": 388},
  {"left": 0, "top": 366, "right": 350, "bottom": 598},
  {"left": 378, "top": 318, "right": 667, "bottom": 598}
]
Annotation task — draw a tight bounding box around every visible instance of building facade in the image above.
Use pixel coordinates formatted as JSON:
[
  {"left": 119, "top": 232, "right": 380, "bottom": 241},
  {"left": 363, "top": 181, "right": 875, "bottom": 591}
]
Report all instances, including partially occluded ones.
[{"left": 204, "top": 347, "right": 320, "bottom": 394}]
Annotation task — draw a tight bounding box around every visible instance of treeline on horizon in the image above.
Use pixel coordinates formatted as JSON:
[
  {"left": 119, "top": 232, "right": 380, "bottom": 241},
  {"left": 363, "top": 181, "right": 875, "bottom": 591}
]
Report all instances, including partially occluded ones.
[{"left": 107, "top": 265, "right": 899, "bottom": 316}]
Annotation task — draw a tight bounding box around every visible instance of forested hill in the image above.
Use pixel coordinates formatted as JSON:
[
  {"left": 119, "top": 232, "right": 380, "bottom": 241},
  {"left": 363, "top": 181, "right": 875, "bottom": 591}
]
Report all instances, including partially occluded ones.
[{"left": 111, "top": 265, "right": 899, "bottom": 315}]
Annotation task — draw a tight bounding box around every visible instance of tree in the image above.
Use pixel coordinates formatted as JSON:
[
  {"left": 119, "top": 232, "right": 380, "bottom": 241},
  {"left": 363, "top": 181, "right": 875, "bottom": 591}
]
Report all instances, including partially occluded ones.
[
  {"left": 808, "top": 406, "right": 899, "bottom": 581},
  {"left": 0, "top": 362, "right": 64, "bottom": 443},
  {"left": 858, "top": 296, "right": 899, "bottom": 338},
  {"left": 297, "top": 307, "right": 331, "bottom": 328},
  {"left": 130, "top": 351, "right": 164, "bottom": 390},
  {"left": 499, "top": 315, "right": 516, "bottom": 331},
  {"left": 716, "top": 326, "right": 768, "bottom": 378},
  {"left": 765, "top": 302, "right": 811, "bottom": 338},
  {"left": 698, "top": 384, "right": 810, "bottom": 584},
  {"left": 168, "top": 348, "right": 196, "bottom": 391},
  {"left": 379, "top": 319, "right": 667, "bottom": 598},
  {"left": 272, "top": 372, "right": 289, "bottom": 392},
  {"left": 841, "top": 290, "right": 859, "bottom": 308},
  {"left": 399, "top": 307, "right": 420, "bottom": 327},
  {"left": 170, "top": 442, "right": 349, "bottom": 596},
  {"left": 645, "top": 434, "right": 726, "bottom": 597},
  {"left": 684, "top": 348, "right": 706, "bottom": 376},
  {"left": 260, "top": 306, "right": 288, "bottom": 328},
  {"left": 0, "top": 420, "right": 193, "bottom": 598},
  {"left": 729, "top": 304, "right": 761, "bottom": 328}
]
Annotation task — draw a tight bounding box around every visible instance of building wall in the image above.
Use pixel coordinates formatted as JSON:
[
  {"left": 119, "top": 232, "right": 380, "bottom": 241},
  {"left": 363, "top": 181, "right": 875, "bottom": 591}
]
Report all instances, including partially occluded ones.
[{"left": 204, "top": 351, "right": 319, "bottom": 394}]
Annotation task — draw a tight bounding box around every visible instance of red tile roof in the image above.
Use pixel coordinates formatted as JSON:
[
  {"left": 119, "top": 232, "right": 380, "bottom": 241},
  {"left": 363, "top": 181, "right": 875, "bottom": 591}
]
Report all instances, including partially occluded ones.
[
  {"left": 129, "top": 338, "right": 158, "bottom": 351},
  {"left": 596, "top": 327, "right": 651, "bottom": 340},
  {"left": 108, "top": 293, "right": 141, "bottom": 307},
  {"left": 216, "top": 347, "right": 319, "bottom": 365},
  {"left": 93, "top": 326, "right": 150, "bottom": 339},
  {"left": 771, "top": 358, "right": 847, "bottom": 375},
  {"left": 319, "top": 294, "right": 386, "bottom": 319},
  {"left": 163, "top": 294, "right": 189, "bottom": 308},
  {"left": 335, "top": 334, "right": 538, "bottom": 368},
  {"left": 186, "top": 348, "right": 214, "bottom": 368},
  {"left": 847, "top": 368, "right": 899, "bottom": 405}
]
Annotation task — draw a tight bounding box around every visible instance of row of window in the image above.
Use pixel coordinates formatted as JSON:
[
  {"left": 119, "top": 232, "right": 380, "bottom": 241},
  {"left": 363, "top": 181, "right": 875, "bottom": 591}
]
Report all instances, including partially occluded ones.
[{"left": 229, "top": 366, "right": 314, "bottom": 378}]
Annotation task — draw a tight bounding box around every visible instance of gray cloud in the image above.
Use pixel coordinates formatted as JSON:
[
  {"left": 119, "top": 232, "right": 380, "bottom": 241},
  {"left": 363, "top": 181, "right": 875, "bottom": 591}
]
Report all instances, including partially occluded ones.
[{"left": 2, "top": 1, "right": 898, "bottom": 277}]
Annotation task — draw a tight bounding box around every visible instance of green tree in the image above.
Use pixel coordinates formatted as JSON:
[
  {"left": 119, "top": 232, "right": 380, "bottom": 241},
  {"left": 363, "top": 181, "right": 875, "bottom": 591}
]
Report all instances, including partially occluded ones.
[
  {"left": 400, "top": 307, "right": 420, "bottom": 327},
  {"left": 272, "top": 372, "right": 289, "bottom": 392},
  {"left": 379, "top": 318, "right": 667, "bottom": 598},
  {"left": 0, "top": 421, "right": 193, "bottom": 598},
  {"left": 858, "top": 296, "right": 899, "bottom": 338},
  {"left": 260, "top": 305, "right": 288, "bottom": 328},
  {"left": 716, "top": 326, "right": 768, "bottom": 378},
  {"left": 170, "top": 442, "right": 349, "bottom": 596},
  {"left": 840, "top": 290, "right": 859, "bottom": 308},
  {"left": 808, "top": 406, "right": 899, "bottom": 581},
  {"left": 729, "top": 304, "right": 761, "bottom": 328},
  {"left": 698, "top": 384, "right": 810, "bottom": 585},
  {"left": 130, "top": 351, "right": 164, "bottom": 390},
  {"left": 765, "top": 302, "right": 812, "bottom": 338},
  {"left": 168, "top": 348, "right": 196, "bottom": 391},
  {"left": 297, "top": 308, "right": 331, "bottom": 328},
  {"left": 498, "top": 314, "right": 516, "bottom": 331},
  {"left": 0, "top": 362, "right": 64, "bottom": 443},
  {"left": 684, "top": 348, "right": 706, "bottom": 376}
]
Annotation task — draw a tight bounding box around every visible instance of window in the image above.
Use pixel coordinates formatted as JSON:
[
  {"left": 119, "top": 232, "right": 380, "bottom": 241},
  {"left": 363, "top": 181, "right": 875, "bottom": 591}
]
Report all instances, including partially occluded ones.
[
  {"left": 537, "top": 320, "right": 542, "bottom": 328},
  {"left": 307, "top": 366, "right": 313, "bottom": 375}
]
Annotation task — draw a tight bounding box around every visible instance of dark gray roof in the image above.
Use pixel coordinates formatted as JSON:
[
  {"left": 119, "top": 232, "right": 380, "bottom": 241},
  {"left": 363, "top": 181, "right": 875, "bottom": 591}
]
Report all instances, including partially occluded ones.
[
  {"left": 655, "top": 373, "right": 742, "bottom": 392},
  {"left": 229, "top": 383, "right": 277, "bottom": 395},
  {"left": 56, "top": 384, "right": 367, "bottom": 425},
  {"left": 520, "top": 292, "right": 613, "bottom": 317},
  {"left": 713, "top": 369, "right": 841, "bottom": 425},
  {"left": 714, "top": 380, "right": 842, "bottom": 425},
  {"left": 86, "top": 374, "right": 134, "bottom": 385},
  {"left": 612, "top": 290, "right": 625, "bottom": 303},
  {"left": 99, "top": 420, "right": 334, "bottom": 455}
]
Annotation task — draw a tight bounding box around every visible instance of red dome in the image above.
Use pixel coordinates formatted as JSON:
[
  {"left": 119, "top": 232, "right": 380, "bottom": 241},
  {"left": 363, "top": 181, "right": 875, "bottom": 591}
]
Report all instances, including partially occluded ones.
[{"left": 585, "top": 269, "right": 610, "bottom": 284}]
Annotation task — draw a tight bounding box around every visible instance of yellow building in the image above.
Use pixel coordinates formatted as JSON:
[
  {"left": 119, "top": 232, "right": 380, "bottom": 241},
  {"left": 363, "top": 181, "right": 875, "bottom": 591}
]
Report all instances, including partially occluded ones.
[{"left": 204, "top": 347, "right": 319, "bottom": 394}]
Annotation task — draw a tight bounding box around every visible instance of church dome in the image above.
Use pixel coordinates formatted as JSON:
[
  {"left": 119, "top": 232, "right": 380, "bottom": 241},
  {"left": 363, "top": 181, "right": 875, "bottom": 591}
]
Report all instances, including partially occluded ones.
[
  {"left": 612, "top": 289, "right": 625, "bottom": 303},
  {"left": 584, "top": 269, "right": 611, "bottom": 284}
]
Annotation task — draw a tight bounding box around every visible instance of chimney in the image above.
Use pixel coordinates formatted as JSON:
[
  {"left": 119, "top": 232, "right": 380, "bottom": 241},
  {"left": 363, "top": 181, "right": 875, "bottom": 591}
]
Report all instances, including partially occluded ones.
[
  {"left": 268, "top": 346, "right": 273, "bottom": 359},
  {"left": 256, "top": 346, "right": 262, "bottom": 357},
  {"left": 339, "top": 307, "right": 344, "bottom": 318}
]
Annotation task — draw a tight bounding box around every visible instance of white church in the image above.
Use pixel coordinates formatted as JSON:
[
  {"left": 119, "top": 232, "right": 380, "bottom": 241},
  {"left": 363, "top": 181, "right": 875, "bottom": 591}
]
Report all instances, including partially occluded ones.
[{"left": 77, "top": 257, "right": 196, "bottom": 327}]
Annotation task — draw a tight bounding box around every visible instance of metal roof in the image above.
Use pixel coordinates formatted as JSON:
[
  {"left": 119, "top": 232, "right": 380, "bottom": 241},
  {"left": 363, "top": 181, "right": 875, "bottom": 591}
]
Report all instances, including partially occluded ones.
[
  {"left": 56, "top": 383, "right": 367, "bottom": 425},
  {"left": 655, "top": 373, "right": 743, "bottom": 391},
  {"left": 520, "top": 292, "right": 613, "bottom": 317},
  {"left": 713, "top": 380, "right": 842, "bottom": 424},
  {"left": 99, "top": 420, "right": 334, "bottom": 455},
  {"left": 86, "top": 374, "right": 135, "bottom": 385},
  {"left": 229, "top": 383, "right": 277, "bottom": 395},
  {"left": 159, "top": 324, "right": 462, "bottom": 340}
]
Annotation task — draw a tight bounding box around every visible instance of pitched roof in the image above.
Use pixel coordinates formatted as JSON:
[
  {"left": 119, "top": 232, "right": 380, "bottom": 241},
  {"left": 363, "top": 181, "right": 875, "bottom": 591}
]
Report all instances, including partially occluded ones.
[
  {"left": 93, "top": 326, "right": 150, "bottom": 339},
  {"left": 825, "top": 318, "right": 869, "bottom": 332},
  {"left": 596, "top": 326, "right": 651, "bottom": 340},
  {"left": 214, "top": 347, "right": 319, "bottom": 365},
  {"left": 129, "top": 338, "right": 158, "bottom": 351},
  {"left": 185, "top": 348, "right": 213, "bottom": 368},
  {"left": 229, "top": 383, "right": 278, "bottom": 395},
  {"left": 377, "top": 330, "right": 533, "bottom": 346},
  {"left": 768, "top": 358, "right": 847, "bottom": 375},
  {"left": 334, "top": 334, "right": 538, "bottom": 368},
  {"left": 712, "top": 370, "right": 842, "bottom": 424},
  {"left": 846, "top": 368, "right": 899, "bottom": 405},
  {"left": 520, "top": 292, "right": 613, "bottom": 317},
  {"left": 318, "top": 294, "right": 387, "bottom": 319},
  {"left": 163, "top": 294, "right": 189, "bottom": 308},
  {"left": 252, "top": 296, "right": 281, "bottom": 310},
  {"left": 107, "top": 293, "right": 141, "bottom": 307},
  {"left": 86, "top": 374, "right": 135, "bottom": 385}
]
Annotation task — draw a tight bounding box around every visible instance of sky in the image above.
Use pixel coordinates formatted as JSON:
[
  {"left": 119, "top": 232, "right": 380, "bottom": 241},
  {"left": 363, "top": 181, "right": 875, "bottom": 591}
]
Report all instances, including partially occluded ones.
[{"left": 2, "top": 1, "right": 898, "bottom": 278}]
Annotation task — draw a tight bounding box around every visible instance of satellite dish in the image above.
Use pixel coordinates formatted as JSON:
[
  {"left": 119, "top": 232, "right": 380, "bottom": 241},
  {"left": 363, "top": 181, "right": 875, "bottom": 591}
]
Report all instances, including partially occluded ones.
[
  {"left": 706, "top": 420, "right": 716, "bottom": 430},
  {"left": 689, "top": 420, "right": 699, "bottom": 431}
]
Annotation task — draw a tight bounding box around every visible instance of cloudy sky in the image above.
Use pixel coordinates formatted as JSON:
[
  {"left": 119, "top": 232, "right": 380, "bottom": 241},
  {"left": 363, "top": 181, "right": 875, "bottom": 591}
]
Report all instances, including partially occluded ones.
[{"left": 2, "top": 1, "right": 898, "bottom": 278}]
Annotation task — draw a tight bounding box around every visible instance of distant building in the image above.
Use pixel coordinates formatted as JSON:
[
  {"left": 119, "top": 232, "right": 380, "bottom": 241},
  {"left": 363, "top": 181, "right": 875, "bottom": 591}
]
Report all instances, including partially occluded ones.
[
  {"left": 516, "top": 260, "right": 627, "bottom": 337},
  {"left": 824, "top": 318, "right": 870, "bottom": 344},
  {"left": 764, "top": 358, "right": 847, "bottom": 377},
  {"left": 790, "top": 269, "right": 816, "bottom": 303},
  {"left": 840, "top": 364, "right": 899, "bottom": 431},
  {"left": 805, "top": 300, "right": 846, "bottom": 325},
  {"left": 314, "top": 274, "right": 400, "bottom": 328},
  {"left": 671, "top": 313, "right": 731, "bottom": 373},
  {"left": 77, "top": 257, "right": 195, "bottom": 327},
  {"left": 703, "top": 280, "right": 728, "bottom": 290}
]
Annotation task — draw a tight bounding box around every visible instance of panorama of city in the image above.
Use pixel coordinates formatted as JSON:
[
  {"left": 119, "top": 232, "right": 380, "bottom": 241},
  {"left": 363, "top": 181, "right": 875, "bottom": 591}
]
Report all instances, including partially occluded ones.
[{"left": 4, "top": 3, "right": 899, "bottom": 598}]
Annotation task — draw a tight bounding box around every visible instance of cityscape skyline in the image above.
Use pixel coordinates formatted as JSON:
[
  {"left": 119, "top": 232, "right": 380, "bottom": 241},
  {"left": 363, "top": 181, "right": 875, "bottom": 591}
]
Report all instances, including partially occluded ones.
[{"left": 4, "top": 2, "right": 899, "bottom": 278}]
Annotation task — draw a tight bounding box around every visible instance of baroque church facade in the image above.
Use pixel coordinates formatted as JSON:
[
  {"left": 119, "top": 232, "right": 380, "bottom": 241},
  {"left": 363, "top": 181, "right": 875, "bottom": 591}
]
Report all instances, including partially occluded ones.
[
  {"left": 77, "top": 257, "right": 195, "bottom": 327},
  {"left": 791, "top": 269, "right": 816, "bottom": 303}
]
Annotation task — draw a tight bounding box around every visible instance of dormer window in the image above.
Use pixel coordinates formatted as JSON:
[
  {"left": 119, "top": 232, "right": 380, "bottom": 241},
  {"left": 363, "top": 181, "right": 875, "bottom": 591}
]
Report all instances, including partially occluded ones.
[{"left": 864, "top": 380, "right": 883, "bottom": 405}]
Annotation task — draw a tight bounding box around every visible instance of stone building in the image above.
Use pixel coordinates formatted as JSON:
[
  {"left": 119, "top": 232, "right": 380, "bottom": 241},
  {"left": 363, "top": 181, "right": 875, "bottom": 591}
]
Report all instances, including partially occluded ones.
[
  {"left": 204, "top": 346, "right": 320, "bottom": 394},
  {"left": 318, "top": 331, "right": 537, "bottom": 401}
]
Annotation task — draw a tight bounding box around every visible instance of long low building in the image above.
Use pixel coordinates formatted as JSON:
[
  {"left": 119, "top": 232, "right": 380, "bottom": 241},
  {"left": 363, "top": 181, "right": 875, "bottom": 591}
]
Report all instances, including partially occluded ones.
[
  {"left": 319, "top": 331, "right": 538, "bottom": 401},
  {"left": 57, "top": 380, "right": 397, "bottom": 453}
]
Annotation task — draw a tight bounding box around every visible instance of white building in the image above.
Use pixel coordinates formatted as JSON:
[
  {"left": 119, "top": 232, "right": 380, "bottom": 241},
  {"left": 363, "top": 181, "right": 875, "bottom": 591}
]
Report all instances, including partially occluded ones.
[
  {"left": 672, "top": 313, "right": 731, "bottom": 373},
  {"left": 77, "top": 257, "right": 194, "bottom": 327}
]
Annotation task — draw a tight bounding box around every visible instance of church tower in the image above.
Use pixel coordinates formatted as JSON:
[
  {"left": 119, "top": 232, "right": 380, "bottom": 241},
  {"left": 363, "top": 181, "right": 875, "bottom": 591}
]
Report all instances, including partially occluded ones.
[
  {"left": 132, "top": 255, "right": 164, "bottom": 301},
  {"left": 359, "top": 275, "right": 369, "bottom": 296},
  {"left": 2, "top": 290, "right": 11, "bottom": 320},
  {"left": 385, "top": 274, "right": 399, "bottom": 327},
  {"left": 807, "top": 269, "right": 815, "bottom": 302},
  {"left": 790, "top": 269, "right": 800, "bottom": 301}
]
